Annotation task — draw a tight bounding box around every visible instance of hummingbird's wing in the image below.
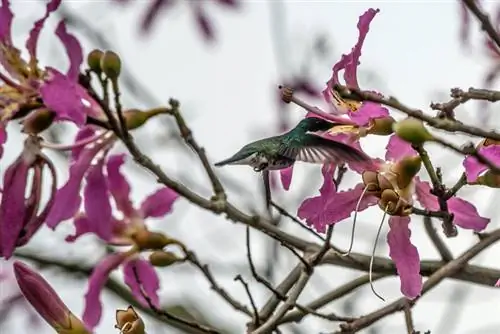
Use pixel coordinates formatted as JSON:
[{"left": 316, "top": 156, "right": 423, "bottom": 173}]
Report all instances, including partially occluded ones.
[{"left": 279, "top": 133, "right": 370, "bottom": 164}]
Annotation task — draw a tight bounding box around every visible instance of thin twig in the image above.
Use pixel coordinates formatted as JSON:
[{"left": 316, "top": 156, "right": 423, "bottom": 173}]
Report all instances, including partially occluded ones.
[
  {"left": 462, "top": 0, "right": 500, "bottom": 49},
  {"left": 234, "top": 274, "right": 260, "bottom": 326},
  {"left": 423, "top": 217, "right": 454, "bottom": 262},
  {"left": 403, "top": 300, "right": 415, "bottom": 334}
]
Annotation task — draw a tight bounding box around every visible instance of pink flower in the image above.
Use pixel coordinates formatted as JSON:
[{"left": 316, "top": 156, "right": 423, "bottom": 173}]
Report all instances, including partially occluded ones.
[
  {"left": 298, "top": 147, "right": 490, "bottom": 299},
  {"left": 463, "top": 139, "right": 500, "bottom": 183},
  {"left": 0, "top": 137, "right": 57, "bottom": 259},
  {"left": 0, "top": 0, "right": 101, "bottom": 137},
  {"left": 278, "top": 8, "right": 390, "bottom": 191},
  {"left": 65, "top": 154, "right": 180, "bottom": 330},
  {"left": 13, "top": 261, "right": 90, "bottom": 333},
  {"left": 495, "top": 278, "right": 500, "bottom": 287}
]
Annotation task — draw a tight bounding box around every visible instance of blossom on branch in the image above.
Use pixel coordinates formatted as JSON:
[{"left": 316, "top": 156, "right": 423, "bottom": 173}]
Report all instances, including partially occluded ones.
[
  {"left": 463, "top": 138, "right": 500, "bottom": 183},
  {"left": 63, "top": 153, "right": 180, "bottom": 330}
]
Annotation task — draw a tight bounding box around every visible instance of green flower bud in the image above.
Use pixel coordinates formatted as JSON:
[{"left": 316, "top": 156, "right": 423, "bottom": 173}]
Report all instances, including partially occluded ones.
[
  {"left": 124, "top": 108, "right": 168, "bottom": 130},
  {"left": 149, "top": 251, "right": 181, "bottom": 267},
  {"left": 21, "top": 108, "right": 55, "bottom": 134},
  {"left": 392, "top": 155, "right": 422, "bottom": 189},
  {"left": 87, "top": 49, "right": 103, "bottom": 73},
  {"left": 100, "top": 50, "right": 121, "bottom": 79},
  {"left": 392, "top": 118, "right": 434, "bottom": 145},
  {"left": 367, "top": 116, "right": 395, "bottom": 136},
  {"left": 133, "top": 230, "right": 172, "bottom": 250},
  {"left": 476, "top": 170, "right": 500, "bottom": 188}
]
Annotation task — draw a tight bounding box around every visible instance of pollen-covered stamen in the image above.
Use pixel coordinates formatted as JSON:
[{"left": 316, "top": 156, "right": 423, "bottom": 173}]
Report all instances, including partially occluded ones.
[
  {"left": 40, "top": 130, "right": 112, "bottom": 150},
  {"left": 327, "top": 87, "right": 362, "bottom": 113},
  {"left": 369, "top": 204, "right": 388, "bottom": 302},
  {"left": 341, "top": 182, "right": 377, "bottom": 257}
]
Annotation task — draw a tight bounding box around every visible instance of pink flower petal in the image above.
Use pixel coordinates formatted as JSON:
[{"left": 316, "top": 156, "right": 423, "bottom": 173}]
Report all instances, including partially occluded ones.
[
  {"left": 39, "top": 69, "right": 87, "bottom": 125},
  {"left": 0, "top": 156, "right": 30, "bottom": 258},
  {"left": 25, "top": 0, "right": 61, "bottom": 62},
  {"left": 0, "top": 0, "right": 13, "bottom": 44},
  {"left": 71, "top": 126, "right": 95, "bottom": 161},
  {"left": 140, "top": 187, "right": 179, "bottom": 218},
  {"left": 140, "top": 0, "right": 175, "bottom": 33},
  {"left": 414, "top": 179, "right": 490, "bottom": 231},
  {"left": 279, "top": 166, "right": 294, "bottom": 191},
  {"left": 463, "top": 145, "right": 500, "bottom": 182},
  {"left": 495, "top": 278, "right": 500, "bottom": 287},
  {"left": 123, "top": 257, "right": 160, "bottom": 308},
  {"left": 387, "top": 216, "right": 422, "bottom": 299},
  {"left": 83, "top": 160, "right": 112, "bottom": 240},
  {"left": 385, "top": 134, "right": 417, "bottom": 161},
  {"left": 65, "top": 215, "right": 91, "bottom": 242},
  {"left": 83, "top": 253, "right": 126, "bottom": 330},
  {"left": 106, "top": 154, "right": 136, "bottom": 217},
  {"left": 319, "top": 163, "right": 336, "bottom": 196},
  {"left": 343, "top": 8, "right": 380, "bottom": 87},
  {"left": 0, "top": 125, "right": 6, "bottom": 159},
  {"left": 55, "top": 20, "right": 83, "bottom": 81},
  {"left": 298, "top": 182, "right": 377, "bottom": 233},
  {"left": 348, "top": 101, "right": 389, "bottom": 126},
  {"left": 46, "top": 142, "right": 104, "bottom": 229}
]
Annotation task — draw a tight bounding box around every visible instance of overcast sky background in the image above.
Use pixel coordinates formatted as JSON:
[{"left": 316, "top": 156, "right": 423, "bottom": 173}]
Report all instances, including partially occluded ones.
[{"left": 1, "top": 1, "right": 499, "bottom": 333}]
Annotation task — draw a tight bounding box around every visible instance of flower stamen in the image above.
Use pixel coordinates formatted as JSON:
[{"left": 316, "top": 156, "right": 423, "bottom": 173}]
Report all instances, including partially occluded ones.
[{"left": 369, "top": 204, "right": 388, "bottom": 302}]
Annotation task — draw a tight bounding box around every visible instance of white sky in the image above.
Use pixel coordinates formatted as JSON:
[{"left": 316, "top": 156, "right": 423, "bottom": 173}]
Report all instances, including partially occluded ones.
[{"left": 1, "top": 1, "right": 499, "bottom": 334}]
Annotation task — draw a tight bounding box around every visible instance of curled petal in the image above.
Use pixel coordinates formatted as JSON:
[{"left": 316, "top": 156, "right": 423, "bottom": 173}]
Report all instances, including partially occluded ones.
[
  {"left": 279, "top": 166, "right": 293, "bottom": 191},
  {"left": 414, "top": 179, "right": 489, "bottom": 231},
  {"left": 106, "top": 154, "right": 135, "bottom": 217},
  {"left": 39, "top": 69, "right": 87, "bottom": 125},
  {"left": 83, "top": 253, "right": 126, "bottom": 330},
  {"left": 46, "top": 141, "right": 104, "bottom": 229},
  {"left": 140, "top": 187, "right": 179, "bottom": 219},
  {"left": 55, "top": 20, "right": 83, "bottom": 81},
  {"left": 123, "top": 258, "right": 160, "bottom": 308},
  {"left": 83, "top": 160, "right": 113, "bottom": 240},
  {"left": 463, "top": 145, "right": 500, "bottom": 182},
  {"left": 343, "top": 8, "right": 380, "bottom": 87},
  {"left": 25, "top": 0, "right": 61, "bottom": 62},
  {"left": 0, "top": 0, "right": 13, "bottom": 44},
  {"left": 298, "top": 182, "right": 377, "bottom": 233},
  {"left": 385, "top": 134, "right": 417, "bottom": 161},
  {"left": 387, "top": 216, "right": 422, "bottom": 299},
  {"left": 71, "top": 126, "right": 95, "bottom": 161},
  {"left": 0, "top": 155, "right": 31, "bottom": 258}
]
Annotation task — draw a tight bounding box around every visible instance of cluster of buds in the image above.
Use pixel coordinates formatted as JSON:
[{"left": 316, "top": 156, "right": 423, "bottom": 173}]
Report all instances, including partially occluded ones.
[
  {"left": 362, "top": 155, "right": 422, "bottom": 216},
  {"left": 87, "top": 49, "right": 122, "bottom": 80}
]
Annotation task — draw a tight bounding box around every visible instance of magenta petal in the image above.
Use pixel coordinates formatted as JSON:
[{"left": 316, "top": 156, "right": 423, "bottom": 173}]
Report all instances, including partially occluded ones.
[
  {"left": 106, "top": 154, "right": 135, "bottom": 217},
  {"left": 123, "top": 258, "right": 160, "bottom": 308},
  {"left": 280, "top": 166, "right": 294, "bottom": 191},
  {"left": 385, "top": 134, "right": 417, "bottom": 161},
  {"left": 319, "top": 163, "right": 336, "bottom": 196},
  {"left": 348, "top": 101, "right": 389, "bottom": 126},
  {"left": 25, "top": 0, "right": 61, "bottom": 61},
  {"left": 83, "top": 160, "right": 112, "bottom": 240},
  {"left": 495, "top": 278, "right": 500, "bottom": 287},
  {"left": 0, "top": 125, "right": 6, "bottom": 159},
  {"left": 55, "top": 20, "right": 83, "bottom": 81},
  {"left": 387, "top": 216, "right": 422, "bottom": 299},
  {"left": 65, "top": 215, "right": 92, "bottom": 242},
  {"left": 140, "top": 187, "right": 179, "bottom": 218},
  {"left": 83, "top": 253, "right": 126, "bottom": 330},
  {"left": 343, "top": 8, "right": 380, "bottom": 87},
  {"left": 39, "top": 68, "right": 87, "bottom": 125},
  {"left": 71, "top": 126, "right": 95, "bottom": 161},
  {"left": 414, "top": 179, "right": 489, "bottom": 231},
  {"left": 0, "top": 157, "right": 30, "bottom": 258},
  {"left": 298, "top": 182, "right": 377, "bottom": 233},
  {"left": 0, "top": 0, "right": 13, "bottom": 44},
  {"left": 463, "top": 145, "right": 500, "bottom": 182},
  {"left": 46, "top": 142, "right": 103, "bottom": 229}
]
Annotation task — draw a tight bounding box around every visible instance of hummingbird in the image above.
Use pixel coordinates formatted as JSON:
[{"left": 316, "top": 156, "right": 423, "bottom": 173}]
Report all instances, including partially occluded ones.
[{"left": 214, "top": 117, "right": 372, "bottom": 207}]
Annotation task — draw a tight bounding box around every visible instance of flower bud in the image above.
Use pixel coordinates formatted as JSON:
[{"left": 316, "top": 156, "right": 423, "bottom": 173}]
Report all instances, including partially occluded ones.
[
  {"left": 13, "top": 261, "right": 90, "bottom": 334},
  {"left": 476, "top": 170, "right": 500, "bottom": 188},
  {"left": 361, "top": 171, "right": 380, "bottom": 193},
  {"left": 366, "top": 116, "right": 395, "bottom": 136},
  {"left": 378, "top": 189, "right": 399, "bottom": 214},
  {"left": 124, "top": 108, "right": 168, "bottom": 130},
  {"left": 21, "top": 108, "right": 55, "bottom": 134},
  {"left": 133, "top": 230, "right": 172, "bottom": 250},
  {"left": 392, "top": 118, "right": 434, "bottom": 145},
  {"left": 86, "top": 49, "right": 103, "bottom": 73},
  {"left": 100, "top": 50, "right": 121, "bottom": 79},
  {"left": 391, "top": 156, "right": 422, "bottom": 189},
  {"left": 115, "top": 306, "right": 145, "bottom": 334},
  {"left": 149, "top": 251, "right": 181, "bottom": 267}
]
